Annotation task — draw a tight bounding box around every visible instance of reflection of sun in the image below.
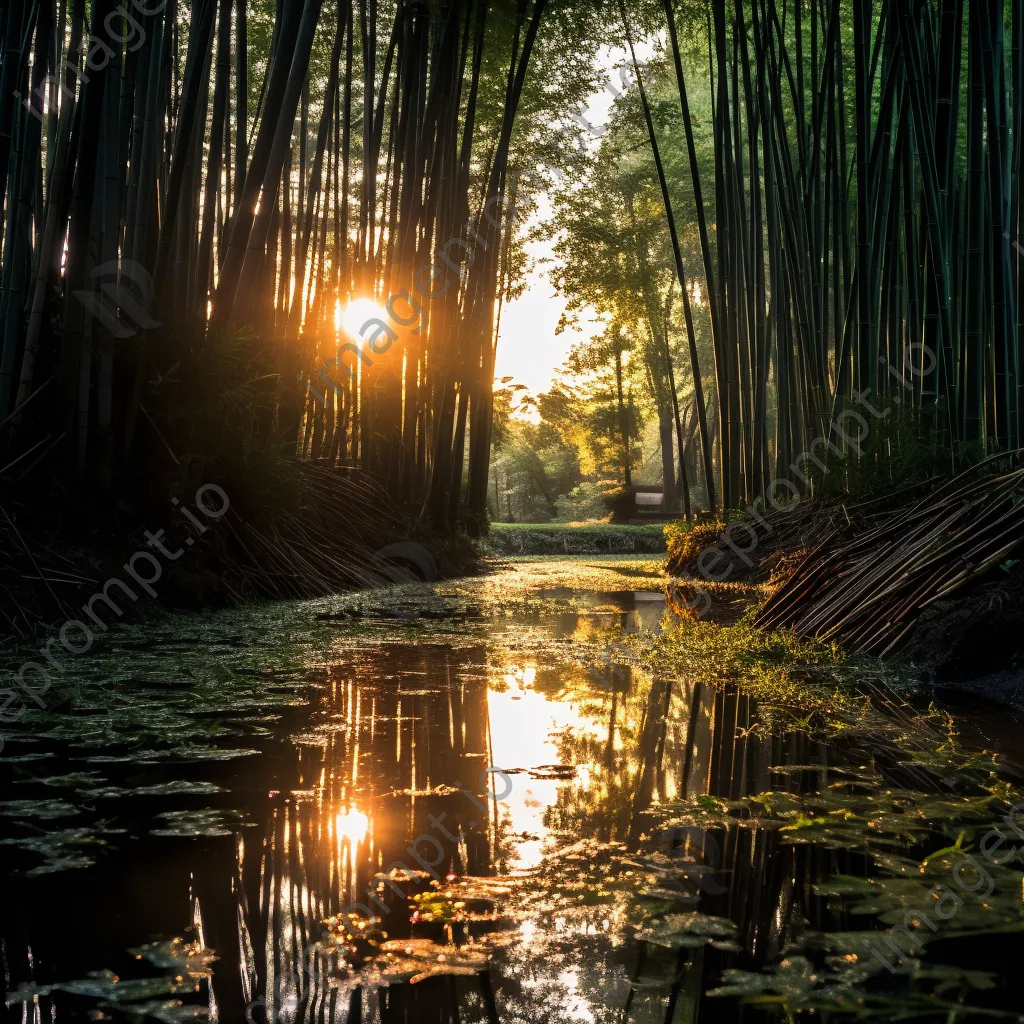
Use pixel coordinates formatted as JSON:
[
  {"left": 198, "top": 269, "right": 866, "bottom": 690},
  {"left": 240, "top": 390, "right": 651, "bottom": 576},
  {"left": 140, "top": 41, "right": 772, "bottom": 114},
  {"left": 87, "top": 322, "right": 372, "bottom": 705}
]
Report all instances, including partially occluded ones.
[
  {"left": 341, "top": 297, "right": 388, "bottom": 338},
  {"left": 487, "top": 671, "right": 598, "bottom": 871},
  {"left": 335, "top": 808, "right": 369, "bottom": 844}
]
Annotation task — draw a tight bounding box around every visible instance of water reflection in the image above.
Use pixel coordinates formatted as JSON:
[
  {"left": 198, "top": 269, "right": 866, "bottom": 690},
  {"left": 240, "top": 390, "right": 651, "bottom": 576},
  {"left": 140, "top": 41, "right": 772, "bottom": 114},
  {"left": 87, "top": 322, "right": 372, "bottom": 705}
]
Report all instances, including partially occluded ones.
[
  {"left": 487, "top": 671, "right": 598, "bottom": 872},
  {"left": 2, "top": 579, "right": 1021, "bottom": 1023},
  {"left": 335, "top": 809, "right": 369, "bottom": 846}
]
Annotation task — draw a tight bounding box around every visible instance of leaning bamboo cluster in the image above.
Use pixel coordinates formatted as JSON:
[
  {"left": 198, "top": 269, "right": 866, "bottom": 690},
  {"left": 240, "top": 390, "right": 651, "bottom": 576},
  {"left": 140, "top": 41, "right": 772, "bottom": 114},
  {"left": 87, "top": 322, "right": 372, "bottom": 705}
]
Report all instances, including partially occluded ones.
[{"left": 756, "top": 459, "right": 1024, "bottom": 653}]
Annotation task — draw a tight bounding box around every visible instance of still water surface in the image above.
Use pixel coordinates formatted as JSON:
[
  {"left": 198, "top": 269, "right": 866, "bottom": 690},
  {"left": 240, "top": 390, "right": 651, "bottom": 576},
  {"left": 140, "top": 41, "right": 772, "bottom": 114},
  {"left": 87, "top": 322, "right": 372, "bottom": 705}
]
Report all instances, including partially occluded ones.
[{"left": 2, "top": 558, "right": 1022, "bottom": 1022}]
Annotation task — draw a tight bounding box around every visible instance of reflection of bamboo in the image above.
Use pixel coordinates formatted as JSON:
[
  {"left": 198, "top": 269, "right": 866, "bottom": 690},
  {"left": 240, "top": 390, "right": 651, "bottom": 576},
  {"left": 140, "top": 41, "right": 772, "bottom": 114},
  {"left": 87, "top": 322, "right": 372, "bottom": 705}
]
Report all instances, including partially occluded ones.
[
  {"left": 619, "top": 943, "right": 645, "bottom": 1022},
  {"left": 234, "top": 643, "right": 496, "bottom": 1019},
  {"left": 487, "top": 701, "right": 498, "bottom": 864},
  {"left": 480, "top": 970, "right": 501, "bottom": 1024},
  {"left": 652, "top": 676, "right": 674, "bottom": 801},
  {"left": 662, "top": 947, "right": 690, "bottom": 1024},
  {"left": 679, "top": 680, "right": 703, "bottom": 798},
  {"left": 629, "top": 675, "right": 670, "bottom": 838},
  {"left": 603, "top": 667, "right": 618, "bottom": 767},
  {"left": 235, "top": 839, "right": 258, "bottom": 1006},
  {"left": 709, "top": 688, "right": 739, "bottom": 798},
  {"left": 192, "top": 839, "right": 246, "bottom": 1022}
]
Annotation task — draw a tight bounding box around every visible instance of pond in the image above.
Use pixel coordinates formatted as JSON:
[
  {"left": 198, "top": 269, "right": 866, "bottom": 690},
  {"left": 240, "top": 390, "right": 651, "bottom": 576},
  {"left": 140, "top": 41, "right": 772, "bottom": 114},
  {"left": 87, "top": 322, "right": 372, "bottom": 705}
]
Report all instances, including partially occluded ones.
[{"left": 2, "top": 557, "right": 1023, "bottom": 1023}]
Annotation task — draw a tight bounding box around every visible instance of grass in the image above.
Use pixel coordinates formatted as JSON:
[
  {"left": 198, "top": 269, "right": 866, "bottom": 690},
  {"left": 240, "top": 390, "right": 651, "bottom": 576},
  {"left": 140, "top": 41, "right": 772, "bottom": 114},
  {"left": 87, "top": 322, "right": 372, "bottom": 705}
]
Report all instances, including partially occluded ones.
[
  {"left": 484, "top": 522, "right": 667, "bottom": 556},
  {"left": 663, "top": 518, "right": 728, "bottom": 576}
]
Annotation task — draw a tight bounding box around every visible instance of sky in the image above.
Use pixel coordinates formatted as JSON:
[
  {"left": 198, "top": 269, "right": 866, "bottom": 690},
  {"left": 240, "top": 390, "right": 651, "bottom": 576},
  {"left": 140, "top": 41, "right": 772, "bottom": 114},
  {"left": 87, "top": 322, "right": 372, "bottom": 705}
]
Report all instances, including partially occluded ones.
[
  {"left": 493, "top": 44, "right": 650, "bottom": 400},
  {"left": 492, "top": 193, "right": 605, "bottom": 397}
]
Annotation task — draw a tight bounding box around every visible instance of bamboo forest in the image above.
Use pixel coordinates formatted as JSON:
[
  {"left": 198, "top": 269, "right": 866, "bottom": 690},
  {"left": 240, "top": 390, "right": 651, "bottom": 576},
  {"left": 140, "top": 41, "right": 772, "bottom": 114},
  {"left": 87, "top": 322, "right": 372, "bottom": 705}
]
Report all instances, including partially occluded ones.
[{"left": 3, "top": 0, "right": 1024, "bottom": 1021}]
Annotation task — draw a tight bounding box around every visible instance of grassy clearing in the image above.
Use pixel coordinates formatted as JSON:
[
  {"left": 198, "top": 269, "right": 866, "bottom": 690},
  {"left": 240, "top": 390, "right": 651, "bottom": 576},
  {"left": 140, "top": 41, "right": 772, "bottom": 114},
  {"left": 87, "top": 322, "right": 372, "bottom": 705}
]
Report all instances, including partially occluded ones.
[{"left": 484, "top": 522, "right": 666, "bottom": 556}]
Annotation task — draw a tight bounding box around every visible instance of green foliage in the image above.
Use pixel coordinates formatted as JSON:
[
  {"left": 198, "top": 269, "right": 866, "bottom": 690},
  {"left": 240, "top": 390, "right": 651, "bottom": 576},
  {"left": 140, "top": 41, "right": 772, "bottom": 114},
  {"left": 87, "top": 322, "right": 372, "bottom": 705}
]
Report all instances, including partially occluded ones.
[
  {"left": 484, "top": 522, "right": 666, "bottom": 555},
  {"left": 490, "top": 375, "right": 651, "bottom": 523},
  {"left": 552, "top": 481, "right": 609, "bottom": 522},
  {"left": 663, "top": 518, "right": 728, "bottom": 575},
  {"left": 804, "top": 402, "right": 960, "bottom": 500}
]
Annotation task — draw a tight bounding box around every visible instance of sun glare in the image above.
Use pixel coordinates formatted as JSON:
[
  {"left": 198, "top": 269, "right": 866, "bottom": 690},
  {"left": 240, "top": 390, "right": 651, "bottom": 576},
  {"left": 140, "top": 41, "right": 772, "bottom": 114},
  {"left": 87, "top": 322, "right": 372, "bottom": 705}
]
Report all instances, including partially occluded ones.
[
  {"left": 335, "top": 808, "right": 369, "bottom": 844},
  {"left": 341, "top": 297, "right": 389, "bottom": 339}
]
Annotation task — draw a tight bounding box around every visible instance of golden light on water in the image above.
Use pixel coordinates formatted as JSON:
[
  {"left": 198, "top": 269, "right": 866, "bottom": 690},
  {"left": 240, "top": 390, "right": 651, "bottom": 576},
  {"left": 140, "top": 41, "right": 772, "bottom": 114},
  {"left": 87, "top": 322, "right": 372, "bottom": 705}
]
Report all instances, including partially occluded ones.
[
  {"left": 341, "top": 297, "right": 389, "bottom": 338},
  {"left": 487, "top": 661, "right": 599, "bottom": 870},
  {"left": 335, "top": 808, "right": 369, "bottom": 844}
]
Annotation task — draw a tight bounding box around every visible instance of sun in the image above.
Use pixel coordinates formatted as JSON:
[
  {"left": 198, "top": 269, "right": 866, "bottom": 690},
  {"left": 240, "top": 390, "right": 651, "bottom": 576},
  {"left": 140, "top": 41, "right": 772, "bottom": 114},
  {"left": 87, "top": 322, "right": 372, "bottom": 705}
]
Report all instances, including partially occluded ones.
[{"left": 341, "top": 297, "right": 389, "bottom": 339}]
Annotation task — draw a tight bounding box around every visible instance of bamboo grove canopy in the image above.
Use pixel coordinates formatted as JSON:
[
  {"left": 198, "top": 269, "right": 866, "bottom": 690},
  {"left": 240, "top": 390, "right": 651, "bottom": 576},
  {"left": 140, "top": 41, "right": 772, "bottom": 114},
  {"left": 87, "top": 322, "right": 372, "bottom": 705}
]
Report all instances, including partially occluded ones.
[
  {"left": 563, "top": 0, "right": 1023, "bottom": 515},
  {"left": 0, "top": 0, "right": 1021, "bottom": 529},
  {"left": 0, "top": 0, "right": 598, "bottom": 534}
]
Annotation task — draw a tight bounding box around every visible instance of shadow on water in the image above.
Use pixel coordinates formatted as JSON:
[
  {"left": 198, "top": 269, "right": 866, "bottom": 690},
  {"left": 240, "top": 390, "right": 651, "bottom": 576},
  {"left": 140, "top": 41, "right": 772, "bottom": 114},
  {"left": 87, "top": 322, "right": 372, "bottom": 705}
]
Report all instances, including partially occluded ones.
[{"left": 2, "top": 564, "right": 1023, "bottom": 1022}]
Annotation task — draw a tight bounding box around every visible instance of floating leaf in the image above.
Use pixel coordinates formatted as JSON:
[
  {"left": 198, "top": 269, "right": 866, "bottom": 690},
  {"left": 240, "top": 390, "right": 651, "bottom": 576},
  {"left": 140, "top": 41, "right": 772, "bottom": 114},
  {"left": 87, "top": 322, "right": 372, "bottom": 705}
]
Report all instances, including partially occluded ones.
[
  {"left": 150, "top": 809, "right": 247, "bottom": 837},
  {"left": 82, "top": 781, "right": 227, "bottom": 800},
  {"left": 638, "top": 912, "right": 739, "bottom": 950},
  {"left": 0, "top": 798, "right": 80, "bottom": 820},
  {"left": 128, "top": 939, "right": 217, "bottom": 978}
]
